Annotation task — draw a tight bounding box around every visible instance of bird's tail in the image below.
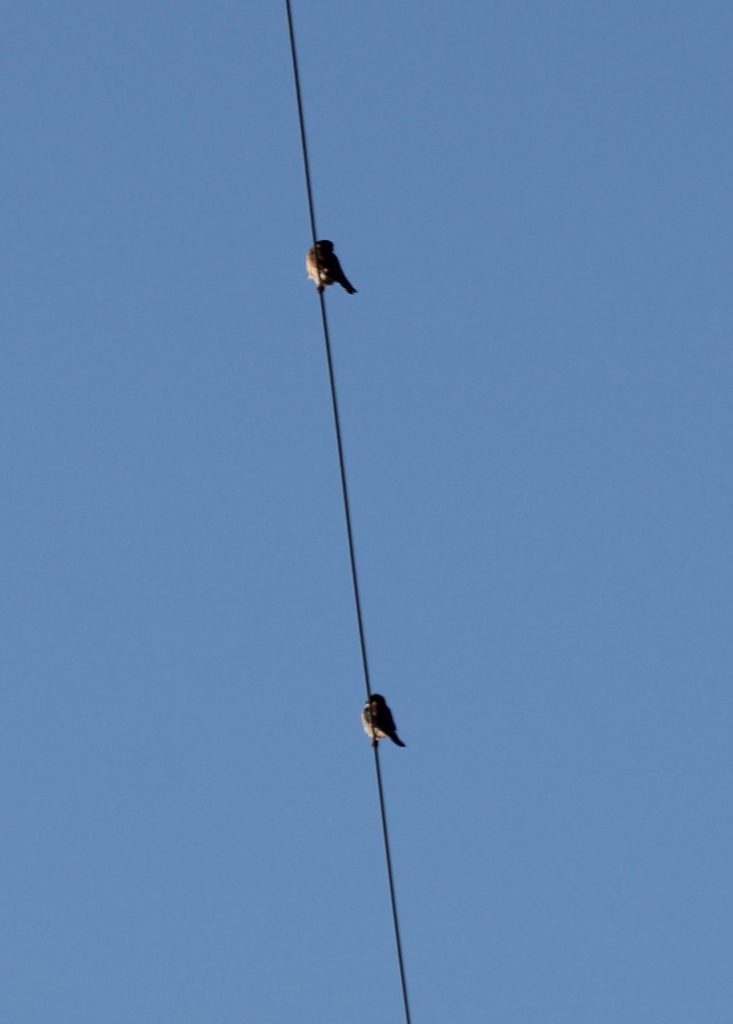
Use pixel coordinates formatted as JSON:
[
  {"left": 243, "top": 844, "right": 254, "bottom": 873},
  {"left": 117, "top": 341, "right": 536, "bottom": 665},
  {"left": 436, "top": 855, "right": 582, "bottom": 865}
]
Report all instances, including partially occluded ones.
[{"left": 391, "top": 735, "right": 406, "bottom": 747}]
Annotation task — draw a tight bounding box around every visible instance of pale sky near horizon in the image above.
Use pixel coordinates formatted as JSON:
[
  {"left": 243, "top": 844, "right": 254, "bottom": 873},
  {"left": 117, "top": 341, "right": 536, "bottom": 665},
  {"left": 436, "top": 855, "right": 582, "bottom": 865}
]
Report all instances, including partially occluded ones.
[{"left": 4, "top": 3, "right": 732, "bottom": 1021}]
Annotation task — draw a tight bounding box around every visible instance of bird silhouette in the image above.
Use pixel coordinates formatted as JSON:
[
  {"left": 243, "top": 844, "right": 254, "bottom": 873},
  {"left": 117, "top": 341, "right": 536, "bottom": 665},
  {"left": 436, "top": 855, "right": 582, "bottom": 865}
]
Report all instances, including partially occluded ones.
[
  {"left": 361, "top": 694, "right": 406, "bottom": 748},
  {"left": 306, "top": 240, "right": 357, "bottom": 294}
]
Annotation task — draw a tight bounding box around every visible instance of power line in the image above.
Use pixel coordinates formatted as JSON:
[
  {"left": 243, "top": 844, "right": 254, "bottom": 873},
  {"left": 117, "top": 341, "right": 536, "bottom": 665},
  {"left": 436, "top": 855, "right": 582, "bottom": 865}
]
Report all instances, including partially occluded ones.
[{"left": 284, "top": 4, "right": 412, "bottom": 1022}]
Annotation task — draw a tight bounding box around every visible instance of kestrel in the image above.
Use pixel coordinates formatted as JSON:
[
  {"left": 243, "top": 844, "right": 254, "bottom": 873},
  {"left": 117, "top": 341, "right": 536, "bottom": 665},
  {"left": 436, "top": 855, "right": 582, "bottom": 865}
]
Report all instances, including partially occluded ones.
[
  {"left": 305, "top": 240, "right": 357, "bottom": 295},
  {"left": 361, "top": 693, "right": 406, "bottom": 749}
]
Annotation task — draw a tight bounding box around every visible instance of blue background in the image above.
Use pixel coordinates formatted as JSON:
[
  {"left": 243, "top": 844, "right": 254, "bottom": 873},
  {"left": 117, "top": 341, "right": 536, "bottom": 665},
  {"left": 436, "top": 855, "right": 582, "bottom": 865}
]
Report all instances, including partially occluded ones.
[{"left": 3, "top": 3, "right": 732, "bottom": 1020}]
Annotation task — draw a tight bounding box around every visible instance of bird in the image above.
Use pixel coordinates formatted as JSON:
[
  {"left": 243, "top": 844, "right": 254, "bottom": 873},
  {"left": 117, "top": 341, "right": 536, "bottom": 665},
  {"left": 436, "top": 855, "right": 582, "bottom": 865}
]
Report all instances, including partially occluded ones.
[
  {"left": 361, "top": 693, "right": 406, "bottom": 749},
  {"left": 305, "top": 240, "right": 357, "bottom": 294}
]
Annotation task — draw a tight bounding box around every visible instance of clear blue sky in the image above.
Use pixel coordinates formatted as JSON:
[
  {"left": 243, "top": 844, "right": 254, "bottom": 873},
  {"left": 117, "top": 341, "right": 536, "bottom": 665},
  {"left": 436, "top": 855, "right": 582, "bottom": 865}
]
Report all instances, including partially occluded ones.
[{"left": 4, "top": 3, "right": 732, "bottom": 1021}]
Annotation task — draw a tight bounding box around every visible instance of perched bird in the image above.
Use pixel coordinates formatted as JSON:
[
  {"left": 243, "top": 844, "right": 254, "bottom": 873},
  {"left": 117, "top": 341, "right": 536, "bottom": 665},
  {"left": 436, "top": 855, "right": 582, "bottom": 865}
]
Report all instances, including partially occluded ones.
[
  {"left": 361, "top": 693, "right": 406, "bottom": 749},
  {"left": 306, "top": 240, "right": 357, "bottom": 295}
]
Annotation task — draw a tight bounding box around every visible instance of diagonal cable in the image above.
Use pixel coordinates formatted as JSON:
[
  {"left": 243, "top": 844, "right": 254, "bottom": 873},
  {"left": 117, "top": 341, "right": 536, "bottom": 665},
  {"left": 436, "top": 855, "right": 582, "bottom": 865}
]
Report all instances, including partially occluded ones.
[{"left": 284, "top": 4, "right": 412, "bottom": 1022}]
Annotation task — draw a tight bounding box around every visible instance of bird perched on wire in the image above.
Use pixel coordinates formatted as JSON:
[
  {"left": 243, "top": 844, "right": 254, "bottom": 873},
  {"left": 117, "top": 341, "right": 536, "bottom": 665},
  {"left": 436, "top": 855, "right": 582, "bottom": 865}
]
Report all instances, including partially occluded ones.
[
  {"left": 306, "top": 239, "right": 357, "bottom": 295},
  {"left": 361, "top": 693, "right": 406, "bottom": 749}
]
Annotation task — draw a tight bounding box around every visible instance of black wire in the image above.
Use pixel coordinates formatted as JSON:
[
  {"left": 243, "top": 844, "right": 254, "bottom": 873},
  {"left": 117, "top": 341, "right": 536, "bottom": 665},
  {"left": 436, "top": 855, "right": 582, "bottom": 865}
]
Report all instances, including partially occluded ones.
[
  {"left": 373, "top": 743, "right": 412, "bottom": 1023},
  {"left": 284, "top": 0, "right": 318, "bottom": 244},
  {"left": 284, "top": 4, "right": 412, "bottom": 1022}
]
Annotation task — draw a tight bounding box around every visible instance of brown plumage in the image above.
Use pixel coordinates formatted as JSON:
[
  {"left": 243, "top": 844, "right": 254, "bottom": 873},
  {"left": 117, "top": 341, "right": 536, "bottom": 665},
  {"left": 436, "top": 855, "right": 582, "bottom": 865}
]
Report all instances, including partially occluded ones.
[
  {"left": 306, "top": 240, "right": 357, "bottom": 295},
  {"left": 361, "top": 694, "right": 406, "bottom": 749}
]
